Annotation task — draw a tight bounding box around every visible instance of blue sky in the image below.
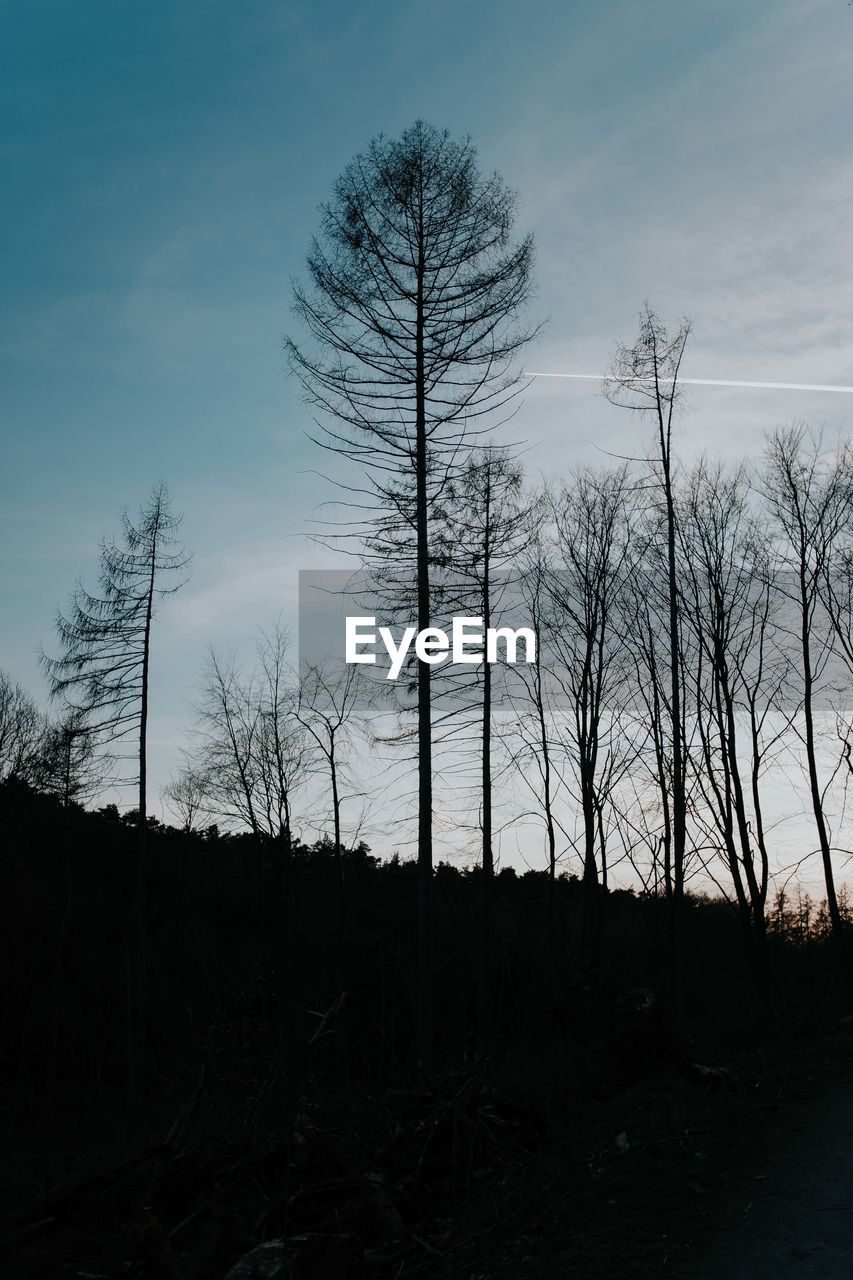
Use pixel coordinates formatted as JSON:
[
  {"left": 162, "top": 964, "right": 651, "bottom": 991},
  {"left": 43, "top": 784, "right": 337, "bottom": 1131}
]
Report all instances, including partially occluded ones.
[{"left": 2, "top": 0, "right": 852, "bottom": 839}]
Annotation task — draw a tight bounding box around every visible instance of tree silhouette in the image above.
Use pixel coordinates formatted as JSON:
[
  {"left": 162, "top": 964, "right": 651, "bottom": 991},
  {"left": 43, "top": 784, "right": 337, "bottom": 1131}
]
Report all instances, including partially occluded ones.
[
  {"left": 604, "top": 306, "right": 691, "bottom": 1003},
  {"left": 42, "top": 482, "right": 189, "bottom": 822},
  {"left": 762, "top": 427, "right": 853, "bottom": 939},
  {"left": 42, "top": 482, "right": 189, "bottom": 1092},
  {"left": 547, "top": 465, "right": 635, "bottom": 975},
  {"left": 0, "top": 669, "right": 48, "bottom": 787},
  {"left": 184, "top": 627, "right": 311, "bottom": 873},
  {"left": 287, "top": 120, "right": 536, "bottom": 1064},
  {"left": 678, "top": 461, "right": 784, "bottom": 971}
]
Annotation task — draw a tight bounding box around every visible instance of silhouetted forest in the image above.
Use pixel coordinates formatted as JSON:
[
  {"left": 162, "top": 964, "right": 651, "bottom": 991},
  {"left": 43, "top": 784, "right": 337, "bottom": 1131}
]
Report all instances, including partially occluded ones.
[
  {"left": 3, "top": 118, "right": 853, "bottom": 1278},
  {"left": 2, "top": 774, "right": 851, "bottom": 1087},
  {"left": 2, "top": 777, "right": 852, "bottom": 1277}
]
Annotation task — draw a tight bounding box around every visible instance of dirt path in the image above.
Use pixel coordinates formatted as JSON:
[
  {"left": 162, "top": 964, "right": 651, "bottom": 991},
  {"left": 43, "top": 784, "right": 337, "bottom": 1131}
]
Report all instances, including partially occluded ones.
[{"left": 694, "top": 1084, "right": 853, "bottom": 1279}]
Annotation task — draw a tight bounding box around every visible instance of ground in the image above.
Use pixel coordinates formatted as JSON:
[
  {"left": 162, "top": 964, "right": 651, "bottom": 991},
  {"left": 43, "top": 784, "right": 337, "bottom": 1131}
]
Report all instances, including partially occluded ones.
[
  {"left": 695, "top": 1080, "right": 853, "bottom": 1280},
  {"left": 2, "top": 1019, "right": 852, "bottom": 1278}
]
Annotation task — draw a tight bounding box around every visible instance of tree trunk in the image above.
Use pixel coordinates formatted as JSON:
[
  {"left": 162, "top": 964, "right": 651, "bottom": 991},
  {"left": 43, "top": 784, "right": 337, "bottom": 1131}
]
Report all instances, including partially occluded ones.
[
  {"left": 800, "top": 585, "right": 843, "bottom": 935},
  {"left": 480, "top": 537, "right": 494, "bottom": 1043},
  {"left": 131, "top": 543, "right": 156, "bottom": 1097},
  {"left": 661, "top": 441, "right": 685, "bottom": 1009},
  {"left": 415, "top": 217, "right": 433, "bottom": 1070}
]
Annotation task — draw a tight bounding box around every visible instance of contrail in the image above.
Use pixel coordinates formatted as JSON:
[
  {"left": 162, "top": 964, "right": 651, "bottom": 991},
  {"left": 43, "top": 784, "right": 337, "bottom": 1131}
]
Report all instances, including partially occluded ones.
[{"left": 527, "top": 372, "right": 853, "bottom": 394}]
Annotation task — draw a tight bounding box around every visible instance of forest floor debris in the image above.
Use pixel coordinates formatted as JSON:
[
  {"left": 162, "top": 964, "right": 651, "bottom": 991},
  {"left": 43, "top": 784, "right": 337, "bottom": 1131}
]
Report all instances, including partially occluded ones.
[{"left": 2, "top": 1016, "right": 851, "bottom": 1279}]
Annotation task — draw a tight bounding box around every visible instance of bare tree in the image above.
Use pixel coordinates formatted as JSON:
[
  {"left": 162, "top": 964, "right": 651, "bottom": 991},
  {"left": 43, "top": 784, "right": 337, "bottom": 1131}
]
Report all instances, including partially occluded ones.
[
  {"left": 0, "top": 669, "right": 48, "bottom": 787},
  {"left": 620, "top": 562, "right": 676, "bottom": 897},
  {"left": 762, "top": 426, "right": 853, "bottom": 938},
  {"left": 41, "top": 484, "right": 188, "bottom": 1091},
  {"left": 438, "top": 452, "right": 534, "bottom": 878},
  {"left": 819, "top": 482, "right": 853, "bottom": 805},
  {"left": 188, "top": 628, "right": 312, "bottom": 869},
  {"left": 296, "top": 660, "right": 363, "bottom": 889},
  {"left": 511, "top": 536, "right": 564, "bottom": 967},
  {"left": 822, "top": 513, "right": 853, "bottom": 674},
  {"left": 0, "top": 670, "right": 107, "bottom": 806},
  {"left": 287, "top": 120, "right": 536, "bottom": 1064},
  {"left": 678, "top": 461, "right": 787, "bottom": 965},
  {"left": 430, "top": 448, "right": 537, "bottom": 1034},
  {"left": 163, "top": 765, "right": 208, "bottom": 833},
  {"left": 42, "top": 483, "right": 189, "bottom": 822},
  {"left": 546, "top": 466, "right": 635, "bottom": 974},
  {"left": 604, "top": 305, "right": 691, "bottom": 1001}
]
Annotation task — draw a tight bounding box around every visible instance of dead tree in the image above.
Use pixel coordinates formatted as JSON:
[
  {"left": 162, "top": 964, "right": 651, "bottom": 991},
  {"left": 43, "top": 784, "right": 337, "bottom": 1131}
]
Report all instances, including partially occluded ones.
[
  {"left": 188, "top": 628, "right": 311, "bottom": 860},
  {"left": 162, "top": 767, "right": 208, "bottom": 833},
  {"left": 679, "top": 461, "right": 787, "bottom": 968},
  {"left": 762, "top": 426, "right": 853, "bottom": 939},
  {"left": 432, "top": 448, "right": 536, "bottom": 1034},
  {"left": 0, "top": 670, "right": 49, "bottom": 787},
  {"left": 42, "top": 482, "right": 189, "bottom": 822},
  {"left": 296, "top": 660, "right": 363, "bottom": 894},
  {"left": 511, "top": 535, "right": 564, "bottom": 975},
  {"left": 42, "top": 483, "right": 188, "bottom": 1092},
  {"left": 287, "top": 120, "right": 536, "bottom": 1065},
  {"left": 604, "top": 305, "right": 691, "bottom": 1004},
  {"left": 438, "top": 452, "right": 533, "bottom": 876},
  {"left": 818, "top": 474, "right": 853, "bottom": 799},
  {"left": 547, "top": 466, "right": 635, "bottom": 975}
]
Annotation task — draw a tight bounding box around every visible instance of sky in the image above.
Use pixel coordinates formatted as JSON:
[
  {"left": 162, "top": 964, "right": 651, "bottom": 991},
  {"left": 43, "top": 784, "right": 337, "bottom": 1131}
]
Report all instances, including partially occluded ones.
[{"left": 2, "top": 0, "right": 853, "bottom": 865}]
